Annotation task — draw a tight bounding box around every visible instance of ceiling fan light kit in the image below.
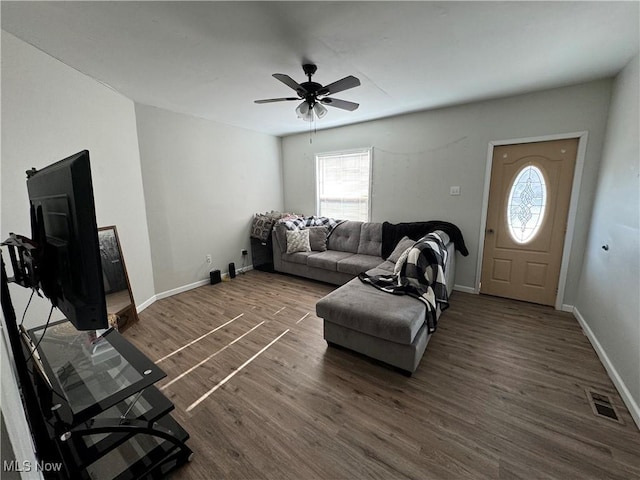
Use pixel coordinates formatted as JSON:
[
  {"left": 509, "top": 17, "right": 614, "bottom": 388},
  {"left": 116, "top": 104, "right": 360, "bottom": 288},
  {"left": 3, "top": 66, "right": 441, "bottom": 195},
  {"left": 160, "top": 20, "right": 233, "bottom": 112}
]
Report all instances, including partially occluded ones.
[
  {"left": 313, "top": 102, "right": 327, "bottom": 119},
  {"left": 255, "top": 64, "right": 360, "bottom": 123},
  {"left": 295, "top": 100, "right": 310, "bottom": 118}
]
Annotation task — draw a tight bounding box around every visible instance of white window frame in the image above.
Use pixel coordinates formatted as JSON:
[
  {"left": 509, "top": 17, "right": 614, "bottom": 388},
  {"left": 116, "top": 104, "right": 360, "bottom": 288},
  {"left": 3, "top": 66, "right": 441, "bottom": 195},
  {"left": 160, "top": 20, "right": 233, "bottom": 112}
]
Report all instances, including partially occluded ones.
[{"left": 315, "top": 148, "right": 373, "bottom": 222}]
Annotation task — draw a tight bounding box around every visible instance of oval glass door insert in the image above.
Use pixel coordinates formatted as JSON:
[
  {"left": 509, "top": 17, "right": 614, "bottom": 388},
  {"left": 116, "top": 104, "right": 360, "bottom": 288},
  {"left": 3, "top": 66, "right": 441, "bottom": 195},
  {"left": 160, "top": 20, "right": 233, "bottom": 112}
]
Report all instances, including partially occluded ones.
[{"left": 507, "top": 165, "right": 547, "bottom": 243}]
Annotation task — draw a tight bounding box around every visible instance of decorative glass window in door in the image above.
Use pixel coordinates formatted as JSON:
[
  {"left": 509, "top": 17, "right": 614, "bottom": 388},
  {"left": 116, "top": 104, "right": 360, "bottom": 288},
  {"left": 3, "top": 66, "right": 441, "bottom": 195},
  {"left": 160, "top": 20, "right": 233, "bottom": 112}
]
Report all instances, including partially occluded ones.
[{"left": 507, "top": 165, "right": 547, "bottom": 243}]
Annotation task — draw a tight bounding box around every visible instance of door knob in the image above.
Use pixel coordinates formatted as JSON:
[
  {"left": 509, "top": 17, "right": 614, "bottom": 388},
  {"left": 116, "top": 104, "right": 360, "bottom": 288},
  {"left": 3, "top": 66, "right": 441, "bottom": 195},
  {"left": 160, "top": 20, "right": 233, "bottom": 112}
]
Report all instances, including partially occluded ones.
[{"left": 487, "top": 228, "right": 495, "bottom": 234}]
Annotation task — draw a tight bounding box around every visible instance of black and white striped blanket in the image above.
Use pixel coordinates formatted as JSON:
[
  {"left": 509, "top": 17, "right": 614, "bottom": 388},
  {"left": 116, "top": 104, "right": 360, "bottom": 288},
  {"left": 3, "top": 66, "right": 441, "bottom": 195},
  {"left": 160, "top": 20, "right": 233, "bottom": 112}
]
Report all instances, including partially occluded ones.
[
  {"left": 358, "top": 231, "right": 449, "bottom": 334},
  {"left": 277, "top": 216, "right": 344, "bottom": 235}
]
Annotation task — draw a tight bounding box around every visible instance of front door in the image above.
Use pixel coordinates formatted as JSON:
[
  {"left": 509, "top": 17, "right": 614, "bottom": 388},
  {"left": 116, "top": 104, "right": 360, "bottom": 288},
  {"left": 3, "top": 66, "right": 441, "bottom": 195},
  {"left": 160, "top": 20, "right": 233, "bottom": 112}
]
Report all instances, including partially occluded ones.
[{"left": 480, "top": 138, "right": 578, "bottom": 306}]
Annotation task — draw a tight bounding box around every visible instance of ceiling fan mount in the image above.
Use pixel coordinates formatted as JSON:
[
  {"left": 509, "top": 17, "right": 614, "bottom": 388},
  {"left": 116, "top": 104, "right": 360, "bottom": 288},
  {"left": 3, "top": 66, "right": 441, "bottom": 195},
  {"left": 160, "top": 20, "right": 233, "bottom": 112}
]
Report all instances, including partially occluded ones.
[
  {"left": 254, "top": 64, "right": 361, "bottom": 122},
  {"left": 298, "top": 65, "right": 326, "bottom": 103},
  {"left": 302, "top": 63, "right": 317, "bottom": 78}
]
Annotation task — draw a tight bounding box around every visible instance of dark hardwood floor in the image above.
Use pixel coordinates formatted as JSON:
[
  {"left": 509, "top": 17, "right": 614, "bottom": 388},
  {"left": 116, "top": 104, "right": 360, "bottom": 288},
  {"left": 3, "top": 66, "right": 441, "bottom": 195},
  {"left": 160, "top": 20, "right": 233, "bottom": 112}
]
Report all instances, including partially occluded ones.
[{"left": 125, "top": 270, "right": 640, "bottom": 479}]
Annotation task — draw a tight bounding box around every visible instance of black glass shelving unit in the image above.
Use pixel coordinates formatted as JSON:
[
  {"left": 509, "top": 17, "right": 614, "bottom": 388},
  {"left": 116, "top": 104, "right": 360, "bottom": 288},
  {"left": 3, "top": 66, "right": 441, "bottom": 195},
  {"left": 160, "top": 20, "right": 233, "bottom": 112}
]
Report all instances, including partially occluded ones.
[{"left": 24, "top": 320, "right": 192, "bottom": 479}]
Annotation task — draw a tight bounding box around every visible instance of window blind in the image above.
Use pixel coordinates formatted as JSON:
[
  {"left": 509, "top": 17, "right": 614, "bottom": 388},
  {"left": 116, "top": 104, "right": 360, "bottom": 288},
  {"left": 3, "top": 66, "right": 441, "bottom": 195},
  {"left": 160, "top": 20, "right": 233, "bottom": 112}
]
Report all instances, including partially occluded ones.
[{"left": 316, "top": 149, "right": 371, "bottom": 221}]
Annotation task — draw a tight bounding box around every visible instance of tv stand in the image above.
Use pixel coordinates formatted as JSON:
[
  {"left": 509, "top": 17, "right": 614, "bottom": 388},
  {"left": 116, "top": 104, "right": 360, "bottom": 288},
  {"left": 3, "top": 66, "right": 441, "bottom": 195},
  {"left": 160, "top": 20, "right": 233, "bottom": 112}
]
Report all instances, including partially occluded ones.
[{"left": 21, "top": 319, "right": 193, "bottom": 479}]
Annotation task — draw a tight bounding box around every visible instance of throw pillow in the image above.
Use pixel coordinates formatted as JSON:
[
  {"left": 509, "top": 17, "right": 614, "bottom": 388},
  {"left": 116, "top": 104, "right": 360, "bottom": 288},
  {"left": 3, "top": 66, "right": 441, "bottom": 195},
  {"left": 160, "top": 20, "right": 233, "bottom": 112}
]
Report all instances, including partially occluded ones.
[
  {"left": 286, "top": 229, "right": 311, "bottom": 254},
  {"left": 394, "top": 245, "right": 412, "bottom": 275},
  {"left": 386, "top": 236, "right": 415, "bottom": 263},
  {"left": 250, "top": 214, "right": 274, "bottom": 241},
  {"left": 308, "top": 226, "right": 328, "bottom": 251}
]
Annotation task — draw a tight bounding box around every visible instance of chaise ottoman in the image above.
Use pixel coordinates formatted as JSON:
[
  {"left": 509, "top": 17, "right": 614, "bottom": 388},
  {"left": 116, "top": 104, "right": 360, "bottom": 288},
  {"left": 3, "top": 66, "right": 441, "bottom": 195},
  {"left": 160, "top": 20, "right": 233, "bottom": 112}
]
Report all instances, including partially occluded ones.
[{"left": 315, "top": 243, "right": 455, "bottom": 374}]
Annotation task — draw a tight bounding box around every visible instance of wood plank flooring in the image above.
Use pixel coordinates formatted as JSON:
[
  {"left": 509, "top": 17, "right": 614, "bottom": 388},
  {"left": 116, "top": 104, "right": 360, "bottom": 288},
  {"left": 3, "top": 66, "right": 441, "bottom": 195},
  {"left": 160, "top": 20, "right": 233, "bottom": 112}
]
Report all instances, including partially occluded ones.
[{"left": 124, "top": 270, "right": 640, "bottom": 479}]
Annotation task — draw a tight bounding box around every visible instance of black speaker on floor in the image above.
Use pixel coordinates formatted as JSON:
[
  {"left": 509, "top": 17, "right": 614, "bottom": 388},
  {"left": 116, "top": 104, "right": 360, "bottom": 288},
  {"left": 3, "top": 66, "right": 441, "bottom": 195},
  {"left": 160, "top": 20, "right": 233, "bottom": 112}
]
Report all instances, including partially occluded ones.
[
  {"left": 228, "top": 262, "right": 236, "bottom": 279},
  {"left": 210, "top": 269, "right": 221, "bottom": 285}
]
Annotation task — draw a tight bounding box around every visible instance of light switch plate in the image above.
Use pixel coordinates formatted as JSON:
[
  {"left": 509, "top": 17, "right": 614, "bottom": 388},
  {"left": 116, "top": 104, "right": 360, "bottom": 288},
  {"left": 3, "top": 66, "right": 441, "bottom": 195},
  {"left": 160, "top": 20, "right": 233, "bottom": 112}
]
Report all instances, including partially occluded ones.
[{"left": 450, "top": 186, "right": 461, "bottom": 196}]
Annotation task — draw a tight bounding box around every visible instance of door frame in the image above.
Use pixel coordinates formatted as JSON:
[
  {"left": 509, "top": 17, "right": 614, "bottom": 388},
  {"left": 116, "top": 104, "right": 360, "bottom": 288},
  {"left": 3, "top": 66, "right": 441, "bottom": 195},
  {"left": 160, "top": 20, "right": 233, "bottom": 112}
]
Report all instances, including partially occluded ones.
[{"left": 475, "top": 131, "right": 589, "bottom": 311}]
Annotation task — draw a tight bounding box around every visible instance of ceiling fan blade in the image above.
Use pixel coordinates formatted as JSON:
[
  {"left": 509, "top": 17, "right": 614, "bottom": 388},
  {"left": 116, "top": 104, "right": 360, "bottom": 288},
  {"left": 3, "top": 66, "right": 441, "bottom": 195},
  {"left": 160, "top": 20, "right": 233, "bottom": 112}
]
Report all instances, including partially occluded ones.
[
  {"left": 320, "top": 97, "right": 359, "bottom": 111},
  {"left": 317, "top": 75, "right": 360, "bottom": 96},
  {"left": 273, "top": 73, "right": 308, "bottom": 95},
  {"left": 254, "top": 97, "right": 299, "bottom": 104}
]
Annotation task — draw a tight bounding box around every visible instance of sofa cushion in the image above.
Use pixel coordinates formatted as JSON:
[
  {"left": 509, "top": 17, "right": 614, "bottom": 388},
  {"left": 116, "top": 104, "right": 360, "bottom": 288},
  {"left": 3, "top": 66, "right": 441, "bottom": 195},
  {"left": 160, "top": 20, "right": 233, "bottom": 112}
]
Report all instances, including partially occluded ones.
[
  {"left": 327, "top": 221, "right": 362, "bottom": 253},
  {"left": 316, "top": 278, "right": 426, "bottom": 345},
  {"left": 307, "top": 251, "right": 354, "bottom": 271},
  {"left": 357, "top": 222, "right": 382, "bottom": 256},
  {"left": 286, "top": 229, "right": 311, "bottom": 254},
  {"left": 337, "top": 255, "right": 384, "bottom": 276},
  {"left": 283, "top": 251, "right": 317, "bottom": 265},
  {"left": 308, "top": 226, "right": 328, "bottom": 252}
]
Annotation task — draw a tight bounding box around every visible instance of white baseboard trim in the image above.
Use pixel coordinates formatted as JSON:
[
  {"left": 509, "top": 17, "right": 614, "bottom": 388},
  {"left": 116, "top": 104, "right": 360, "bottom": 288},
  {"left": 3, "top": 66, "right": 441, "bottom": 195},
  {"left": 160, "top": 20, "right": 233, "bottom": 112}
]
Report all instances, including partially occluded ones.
[
  {"left": 156, "top": 279, "right": 210, "bottom": 301},
  {"left": 145, "top": 265, "right": 255, "bottom": 306},
  {"left": 561, "top": 304, "right": 574, "bottom": 313},
  {"left": 137, "top": 295, "right": 157, "bottom": 313},
  {"left": 453, "top": 284, "right": 476, "bottom": 294},
  {"left": 573, "top": 307, "right": 640, "bottom": 430}
]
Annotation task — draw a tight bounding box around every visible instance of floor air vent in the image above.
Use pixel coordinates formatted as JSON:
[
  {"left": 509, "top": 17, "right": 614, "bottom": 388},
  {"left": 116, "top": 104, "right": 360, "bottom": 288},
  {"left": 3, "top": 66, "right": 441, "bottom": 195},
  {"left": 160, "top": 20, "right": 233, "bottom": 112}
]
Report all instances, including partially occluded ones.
[{"left": 585, "top": 388, "right": 623, "bottom": 424}]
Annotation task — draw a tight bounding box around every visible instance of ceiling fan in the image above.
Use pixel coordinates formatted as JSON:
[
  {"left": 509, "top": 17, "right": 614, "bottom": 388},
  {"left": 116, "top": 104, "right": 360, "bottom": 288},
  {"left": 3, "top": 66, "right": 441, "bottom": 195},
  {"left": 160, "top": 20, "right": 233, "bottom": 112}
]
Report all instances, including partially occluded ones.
[{"left": 254, "top": 64, "right": 361, "bottom": 122}]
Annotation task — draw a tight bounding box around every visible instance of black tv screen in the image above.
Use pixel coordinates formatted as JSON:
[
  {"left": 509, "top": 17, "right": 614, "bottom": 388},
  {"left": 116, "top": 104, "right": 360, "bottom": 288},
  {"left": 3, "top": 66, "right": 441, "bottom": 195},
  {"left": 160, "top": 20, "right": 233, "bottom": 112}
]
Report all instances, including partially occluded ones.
[{"left": 27, "top": 150, "right": 107, "bottom": 331}]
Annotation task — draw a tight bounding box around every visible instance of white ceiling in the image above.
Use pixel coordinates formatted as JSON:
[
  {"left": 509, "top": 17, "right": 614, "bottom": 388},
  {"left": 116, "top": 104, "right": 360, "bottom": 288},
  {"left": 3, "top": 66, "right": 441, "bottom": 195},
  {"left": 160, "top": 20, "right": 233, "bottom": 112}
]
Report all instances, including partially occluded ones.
[{"left": 2, "top": 1, "right": 638, "bottom": 137}]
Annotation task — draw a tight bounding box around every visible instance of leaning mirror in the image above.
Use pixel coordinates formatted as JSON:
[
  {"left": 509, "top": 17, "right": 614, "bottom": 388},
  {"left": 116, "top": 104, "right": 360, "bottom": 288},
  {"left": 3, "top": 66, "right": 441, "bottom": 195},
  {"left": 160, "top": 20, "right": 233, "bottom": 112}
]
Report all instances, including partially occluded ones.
[{"left": 98, "top": 226, "right": 138, "bottom": 331}]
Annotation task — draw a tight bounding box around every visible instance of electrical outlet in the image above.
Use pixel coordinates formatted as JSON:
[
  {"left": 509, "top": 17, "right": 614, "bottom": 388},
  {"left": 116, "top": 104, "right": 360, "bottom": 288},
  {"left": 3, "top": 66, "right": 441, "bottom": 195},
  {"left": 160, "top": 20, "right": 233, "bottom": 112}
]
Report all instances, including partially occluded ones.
[
  {"left": 241, "top": 249, "right": 248, "bottom": 256},
  {"left": 206, "top": 254, "right": 212, "bottom": 264}
]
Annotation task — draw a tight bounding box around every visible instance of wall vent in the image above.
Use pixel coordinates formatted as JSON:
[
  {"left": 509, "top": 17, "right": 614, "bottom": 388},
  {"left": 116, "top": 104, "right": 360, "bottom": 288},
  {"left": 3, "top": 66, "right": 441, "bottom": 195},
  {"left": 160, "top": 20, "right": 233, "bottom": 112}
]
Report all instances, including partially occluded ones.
[{"left": 585, "top": 388, "right": 623, "bottom": 424}]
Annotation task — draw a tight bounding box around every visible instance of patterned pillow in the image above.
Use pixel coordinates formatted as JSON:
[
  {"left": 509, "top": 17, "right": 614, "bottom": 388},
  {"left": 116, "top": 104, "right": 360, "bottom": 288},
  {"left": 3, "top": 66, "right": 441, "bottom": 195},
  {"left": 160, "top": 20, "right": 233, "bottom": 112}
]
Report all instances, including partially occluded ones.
[
  {"left": 251, "top": 214, "right": 274, "bottom": 241},
  {"left": 286, "top": 229, "right": 311, "bottom": 254}
]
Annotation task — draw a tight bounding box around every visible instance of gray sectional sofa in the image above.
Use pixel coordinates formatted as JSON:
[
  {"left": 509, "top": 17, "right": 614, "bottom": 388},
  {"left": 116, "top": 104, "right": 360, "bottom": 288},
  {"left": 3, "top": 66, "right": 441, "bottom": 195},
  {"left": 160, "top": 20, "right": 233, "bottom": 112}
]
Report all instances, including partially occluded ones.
[
  {"left": 272, "top": 221, "right": 385, "bottom": 286},
  {"left": 272, "top": 220, "right": 457, "bottom": 374}
]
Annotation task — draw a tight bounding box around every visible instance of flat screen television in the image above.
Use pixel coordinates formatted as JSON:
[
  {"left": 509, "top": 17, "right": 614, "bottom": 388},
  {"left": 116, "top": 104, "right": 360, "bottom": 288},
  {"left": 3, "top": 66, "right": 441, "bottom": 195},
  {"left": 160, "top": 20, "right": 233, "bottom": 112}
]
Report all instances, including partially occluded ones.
[{"left": 27, "top": 150, "right": 107, "bottom": 331}]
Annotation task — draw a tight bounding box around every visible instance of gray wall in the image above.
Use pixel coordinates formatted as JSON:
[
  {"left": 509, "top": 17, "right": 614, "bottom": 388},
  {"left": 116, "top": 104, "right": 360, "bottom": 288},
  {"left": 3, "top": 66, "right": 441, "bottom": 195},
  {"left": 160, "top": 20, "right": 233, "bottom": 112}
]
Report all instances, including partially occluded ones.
[
  {"left": 575, "top": 55, "right": 640, "bottom": 425},
  {"left": 135, "top": 104, "right": 283, "bottom": 295},
  {"left": 1, "top": 31, "right": 155, "bottom": 325},
  {"left": 281, "top": 80, "right": 612, "bottom": 303},
  {"left": 1, "top": 31, "right": 155, "bottom": 475}
]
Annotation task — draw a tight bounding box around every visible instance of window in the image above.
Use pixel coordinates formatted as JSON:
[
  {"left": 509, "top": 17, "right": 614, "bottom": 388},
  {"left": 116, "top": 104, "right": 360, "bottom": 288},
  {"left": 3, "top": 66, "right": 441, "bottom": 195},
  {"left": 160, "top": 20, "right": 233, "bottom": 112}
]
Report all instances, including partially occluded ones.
[
  {"left": 507, "top": 165, "right": 547, "bottom": 243},
  {"left": 316, "top": 149, "right": 371, "bottom": 221}
]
